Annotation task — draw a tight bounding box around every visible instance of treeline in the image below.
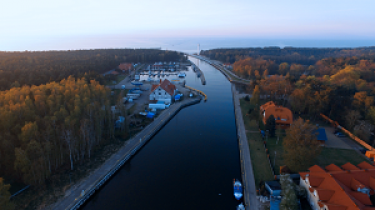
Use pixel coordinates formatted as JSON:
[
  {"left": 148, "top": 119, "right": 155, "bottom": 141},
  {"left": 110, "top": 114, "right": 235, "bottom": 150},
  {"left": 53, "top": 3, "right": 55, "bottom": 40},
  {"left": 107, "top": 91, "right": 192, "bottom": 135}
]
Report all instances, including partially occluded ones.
[
  {"left": 231, "top": 55, "right": 375, "bottom": 81},
  {"left": 201, "top": 46, "right": 375, "bottom": 65},
  {"left": 0, "top": 49, "right": 186, "bottom": 91},
  {"left": 0, "top": 77, "right": 114, "bottom": 186},
  {"left": 246, "top": 55, "right": 375, "bottom": 145}
]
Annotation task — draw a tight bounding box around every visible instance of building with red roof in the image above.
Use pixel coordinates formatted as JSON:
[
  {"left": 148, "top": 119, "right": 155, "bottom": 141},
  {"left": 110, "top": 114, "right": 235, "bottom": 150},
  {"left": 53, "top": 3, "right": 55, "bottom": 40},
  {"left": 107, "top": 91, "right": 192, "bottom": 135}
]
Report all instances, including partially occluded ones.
[
  {"left": 260, "top": 101, "right": 293, "bottom": 129},
  {"left": 149, "top": 79, "right": 176, "bottom": 104},
  {"left": 300, "top": 161, "right": 375, "bottom": 210}
]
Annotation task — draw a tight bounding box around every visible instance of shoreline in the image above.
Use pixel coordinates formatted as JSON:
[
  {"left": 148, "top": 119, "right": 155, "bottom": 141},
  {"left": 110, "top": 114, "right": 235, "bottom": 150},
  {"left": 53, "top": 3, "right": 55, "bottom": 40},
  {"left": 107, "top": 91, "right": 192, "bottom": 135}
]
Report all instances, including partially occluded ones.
[{"left": 47, "top": 97, "right": 202, "bottom": 210}]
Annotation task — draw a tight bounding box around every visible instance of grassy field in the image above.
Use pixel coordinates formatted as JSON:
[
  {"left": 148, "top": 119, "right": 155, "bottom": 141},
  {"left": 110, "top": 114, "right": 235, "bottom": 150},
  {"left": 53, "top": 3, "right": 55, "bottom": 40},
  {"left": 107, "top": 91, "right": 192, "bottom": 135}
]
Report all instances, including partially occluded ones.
[
  {"left": 246, "top": 132, "right": 275, "bottom": 187},
  {"left": 240, "top": 99, "right": 274, "bottom": 186}
]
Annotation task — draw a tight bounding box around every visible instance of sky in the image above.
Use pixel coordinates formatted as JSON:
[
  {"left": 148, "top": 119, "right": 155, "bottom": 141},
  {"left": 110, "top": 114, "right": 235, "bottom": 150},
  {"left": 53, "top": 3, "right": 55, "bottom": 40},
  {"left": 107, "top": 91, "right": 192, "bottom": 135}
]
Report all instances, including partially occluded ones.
[{"left": 1, "top": 0, "right": 375, "bottom": 51}]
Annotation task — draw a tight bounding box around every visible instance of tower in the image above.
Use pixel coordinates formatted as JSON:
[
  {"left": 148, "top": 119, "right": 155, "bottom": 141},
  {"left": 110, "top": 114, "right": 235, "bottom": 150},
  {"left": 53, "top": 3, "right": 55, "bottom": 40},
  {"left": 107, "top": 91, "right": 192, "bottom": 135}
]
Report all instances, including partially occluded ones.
[{"left": 197, "top": 44, "right": 200, "bottom": 55}]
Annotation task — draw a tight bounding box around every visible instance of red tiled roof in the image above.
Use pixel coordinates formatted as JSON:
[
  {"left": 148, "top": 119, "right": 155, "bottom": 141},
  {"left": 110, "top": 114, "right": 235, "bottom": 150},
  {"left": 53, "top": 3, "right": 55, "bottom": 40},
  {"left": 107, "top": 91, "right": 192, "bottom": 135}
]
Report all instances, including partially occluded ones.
[
  {"left": 342, "top": 163, "right": 360, "bottom": 171},
  {"left": 300, "top": 162, "right": 375, "bottom": 210},
  {"left": 111, "top": 71, "right": 119, "bottom": 75},
  {"left": 309, "top": 165, "right": 326, "bottom": 173},
  {"left": 357, "top": 161, "right": 375, "bottom": 170},
  {"left": 309, "top": 176, "right": 325, "bottom": 187},
  {"left": 326, "top": 164, "right": 344, "bottom": 172},
  {"left": 325, "top": 203, "right": 348, "bottom": 210},
  {"left": 316, "top": 189, "right": 335, "bottom": 201},
  {"left": 349, "top": 191, "right": 373, "bottom": 206},
  {"left": 150, "top": 79, "right": 176, "bottom": 96},
  {"left": 119, "top": 63, "right": 132, "bottom": 70}
]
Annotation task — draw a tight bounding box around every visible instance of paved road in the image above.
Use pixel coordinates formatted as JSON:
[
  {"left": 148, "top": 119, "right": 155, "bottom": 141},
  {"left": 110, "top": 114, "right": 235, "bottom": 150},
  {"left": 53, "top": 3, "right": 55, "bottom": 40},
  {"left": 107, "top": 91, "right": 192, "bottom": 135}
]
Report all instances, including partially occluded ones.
[
  {"left": 48, "top": 97, "right": 200, "bottom": 210},
  {"left": 232, "top": 84, "right": 259, "bottom": 210}
]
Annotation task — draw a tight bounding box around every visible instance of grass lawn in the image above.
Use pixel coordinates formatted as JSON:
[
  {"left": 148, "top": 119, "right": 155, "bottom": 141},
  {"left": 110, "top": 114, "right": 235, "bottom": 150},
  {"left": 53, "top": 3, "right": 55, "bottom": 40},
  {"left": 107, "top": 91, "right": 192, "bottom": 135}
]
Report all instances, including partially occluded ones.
[
  {"left": 266, "top": 136, "right": 369, "bottom": 174},
  {"left": 266, "top": 136, "right": 284, "bottom": 175},
  {"left": 239, "top": 99, "right": 258, "bottom": 131},
  {"left": 316, "top": 147, "right": 369, "bottom": 168},
  {"left": 247, "top": 132, "right": 275, "bottom": 187},
  {"left": 240, "top": 99, "right": 274, "bottom": 186}
]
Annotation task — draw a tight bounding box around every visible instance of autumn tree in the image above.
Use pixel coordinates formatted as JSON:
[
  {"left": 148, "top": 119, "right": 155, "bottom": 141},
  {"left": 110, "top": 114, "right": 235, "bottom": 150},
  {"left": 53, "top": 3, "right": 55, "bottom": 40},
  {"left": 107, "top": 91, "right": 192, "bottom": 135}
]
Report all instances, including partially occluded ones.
[
  {"left": 345, "top": 110, "right": 362, "bottom": 131},
  {"left": 283, "top": 118, "right": 321, "bottom": 172},
  {"left": 250, "top": 85, "right": 260, "bottom": 106},
  {"left": 0, "top": 178, "right": 14, "bottom": 210}
]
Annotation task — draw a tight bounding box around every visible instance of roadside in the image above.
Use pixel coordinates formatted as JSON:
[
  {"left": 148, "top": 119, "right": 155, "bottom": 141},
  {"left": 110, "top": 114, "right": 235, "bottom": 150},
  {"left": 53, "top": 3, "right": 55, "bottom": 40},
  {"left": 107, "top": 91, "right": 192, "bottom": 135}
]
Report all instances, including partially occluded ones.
[{"left": 232, "top": 84, "right": 260, "bottom": 210}]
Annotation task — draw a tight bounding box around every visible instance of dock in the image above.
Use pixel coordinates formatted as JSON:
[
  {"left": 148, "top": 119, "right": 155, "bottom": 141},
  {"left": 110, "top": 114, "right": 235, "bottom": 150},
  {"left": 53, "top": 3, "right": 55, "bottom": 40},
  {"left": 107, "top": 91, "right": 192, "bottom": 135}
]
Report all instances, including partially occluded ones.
[
  {"left": 191, "top": 63, "right": 206, "bottom": 85},
  {"left": 49, "top": 97, "right": 202, "bottom": 210},
  {"left": 185, "top": 85, "right": 207, "bottom": 101}
]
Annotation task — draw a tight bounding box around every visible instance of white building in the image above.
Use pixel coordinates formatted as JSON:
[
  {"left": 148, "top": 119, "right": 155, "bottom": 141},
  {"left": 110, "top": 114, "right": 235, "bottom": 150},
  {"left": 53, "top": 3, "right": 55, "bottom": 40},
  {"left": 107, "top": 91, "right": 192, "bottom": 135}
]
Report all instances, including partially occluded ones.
[{"left": 149, "top": 79, "right": 176, "bottom": 104}]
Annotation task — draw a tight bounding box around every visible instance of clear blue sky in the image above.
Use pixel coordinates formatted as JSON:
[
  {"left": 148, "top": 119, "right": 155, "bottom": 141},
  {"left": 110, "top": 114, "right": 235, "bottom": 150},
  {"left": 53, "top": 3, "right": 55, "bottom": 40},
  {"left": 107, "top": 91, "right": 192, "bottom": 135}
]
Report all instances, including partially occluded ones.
[{"left": 1, "top": 0, "right": 375, "bottom": 50}]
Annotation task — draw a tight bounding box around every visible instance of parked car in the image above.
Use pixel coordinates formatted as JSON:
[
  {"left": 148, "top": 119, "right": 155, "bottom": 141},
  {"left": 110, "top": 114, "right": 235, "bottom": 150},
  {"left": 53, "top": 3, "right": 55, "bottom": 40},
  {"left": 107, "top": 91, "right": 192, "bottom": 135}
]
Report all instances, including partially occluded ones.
[{"left": 335, "top": 132, "right": 346, "bottom": 137}]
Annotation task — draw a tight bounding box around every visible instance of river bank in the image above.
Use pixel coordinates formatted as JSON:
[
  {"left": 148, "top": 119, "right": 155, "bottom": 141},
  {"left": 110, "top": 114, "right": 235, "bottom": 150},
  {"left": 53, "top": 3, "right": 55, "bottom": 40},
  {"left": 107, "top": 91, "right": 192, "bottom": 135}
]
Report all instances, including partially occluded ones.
[{"left": 47, "top": 97, "right": 201, "bottom": 210}]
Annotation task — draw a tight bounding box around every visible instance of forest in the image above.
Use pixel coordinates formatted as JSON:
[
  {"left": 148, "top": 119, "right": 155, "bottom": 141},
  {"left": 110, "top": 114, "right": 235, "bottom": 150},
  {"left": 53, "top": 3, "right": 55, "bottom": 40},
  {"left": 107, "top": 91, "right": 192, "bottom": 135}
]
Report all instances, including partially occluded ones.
[
  {"left": 0, "top": 77, "right": 114, "bottom": 188},
  {"left": 0, "top": 49, "right": 185, "bottom": 91},
  {"left": 200, "top": 46, "right": 375, "bottom": 65},
  {"left": 234, "top": 54, "right": 375, "bottom": 145}
]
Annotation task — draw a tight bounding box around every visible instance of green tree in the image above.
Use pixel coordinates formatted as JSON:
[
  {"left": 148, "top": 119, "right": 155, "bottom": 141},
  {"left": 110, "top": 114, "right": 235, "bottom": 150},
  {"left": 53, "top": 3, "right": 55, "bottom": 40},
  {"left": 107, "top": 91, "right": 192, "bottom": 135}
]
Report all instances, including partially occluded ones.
[
  {"left": 265, "top": 114, "right": 276, "bottom": 137},
  {"left": 283, "top": 118, "right": 321, "bottom": 172},
  {"left": 0, "top": 178, "right": 14, "bottom": 210}
]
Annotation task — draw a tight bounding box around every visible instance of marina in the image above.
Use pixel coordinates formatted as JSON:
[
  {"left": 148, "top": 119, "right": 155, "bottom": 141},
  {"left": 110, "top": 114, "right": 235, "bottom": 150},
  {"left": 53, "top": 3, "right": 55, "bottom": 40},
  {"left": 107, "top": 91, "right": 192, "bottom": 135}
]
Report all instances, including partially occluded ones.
[{"left": 78, "top": 57, "right": 241, "bottom": 210}]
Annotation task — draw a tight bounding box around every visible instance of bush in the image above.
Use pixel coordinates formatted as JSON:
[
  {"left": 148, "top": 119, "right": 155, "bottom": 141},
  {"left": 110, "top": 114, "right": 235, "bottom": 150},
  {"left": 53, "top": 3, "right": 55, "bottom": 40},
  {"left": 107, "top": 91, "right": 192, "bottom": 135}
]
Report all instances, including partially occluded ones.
[{"left": 245, "top": 95, "right": 250, "bottom": 101}]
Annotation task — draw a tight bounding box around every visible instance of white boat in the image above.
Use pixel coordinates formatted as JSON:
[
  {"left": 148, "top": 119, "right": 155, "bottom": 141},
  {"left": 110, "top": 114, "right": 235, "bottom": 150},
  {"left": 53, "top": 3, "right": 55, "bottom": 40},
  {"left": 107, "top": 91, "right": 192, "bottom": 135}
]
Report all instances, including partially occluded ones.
[
  {"left": 237, "top": 203, "right": 245, "bottom": 210},
  {"left": 233, "top": 179, "right": 243, "bottom": 200},
  {"left": 178, "top": 72, "right": 186, "bottom": 78}
]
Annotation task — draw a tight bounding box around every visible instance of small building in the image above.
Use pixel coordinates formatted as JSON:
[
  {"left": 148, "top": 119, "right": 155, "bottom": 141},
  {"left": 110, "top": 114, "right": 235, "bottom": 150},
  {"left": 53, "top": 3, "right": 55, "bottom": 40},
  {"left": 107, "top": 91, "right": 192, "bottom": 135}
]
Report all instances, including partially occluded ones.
[
  {"left": 265, "top": 181, "right": 282, "bottom": 196},
  {"left": 314, "top": 128, "right": 328, "bottom": 145},
  {"left": 260, "top": 101, "right": 293, "bottom": 129},
  {"left": 149, "top": 79, "right": 176, "bottom": 104},
  {"left": 118, "top": 63, "right": 133, "bottom": 71}
]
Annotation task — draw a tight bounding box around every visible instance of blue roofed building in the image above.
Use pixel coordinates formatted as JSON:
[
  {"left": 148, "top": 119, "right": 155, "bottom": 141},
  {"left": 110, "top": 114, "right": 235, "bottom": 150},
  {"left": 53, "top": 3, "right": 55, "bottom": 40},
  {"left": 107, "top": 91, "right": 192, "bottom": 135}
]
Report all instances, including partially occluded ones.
[{"left": 314, "top": 128, "right": 327, "bottom": 145}]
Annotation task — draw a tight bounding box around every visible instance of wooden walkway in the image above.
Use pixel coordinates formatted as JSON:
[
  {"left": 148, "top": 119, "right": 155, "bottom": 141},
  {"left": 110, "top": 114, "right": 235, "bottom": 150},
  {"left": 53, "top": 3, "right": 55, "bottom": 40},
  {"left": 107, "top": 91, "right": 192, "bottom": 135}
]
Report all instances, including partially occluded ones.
[{"left": 48, "top": 97, "right": 201, "bottom": 210}]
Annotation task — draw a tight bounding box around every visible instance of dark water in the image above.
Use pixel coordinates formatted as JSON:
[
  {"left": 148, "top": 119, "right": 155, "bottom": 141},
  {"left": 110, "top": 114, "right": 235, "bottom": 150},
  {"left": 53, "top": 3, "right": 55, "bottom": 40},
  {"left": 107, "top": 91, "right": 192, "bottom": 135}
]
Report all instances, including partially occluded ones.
[{"left": 81, "top": 57, "right": 241, "bottom": 210}]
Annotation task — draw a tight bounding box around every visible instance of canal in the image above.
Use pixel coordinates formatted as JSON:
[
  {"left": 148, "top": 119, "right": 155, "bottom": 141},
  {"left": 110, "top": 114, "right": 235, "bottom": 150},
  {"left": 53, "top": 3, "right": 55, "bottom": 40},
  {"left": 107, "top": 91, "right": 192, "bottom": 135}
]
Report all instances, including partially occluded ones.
[{"left": 80, "top": 57, "right": 241, "bottom": 209}]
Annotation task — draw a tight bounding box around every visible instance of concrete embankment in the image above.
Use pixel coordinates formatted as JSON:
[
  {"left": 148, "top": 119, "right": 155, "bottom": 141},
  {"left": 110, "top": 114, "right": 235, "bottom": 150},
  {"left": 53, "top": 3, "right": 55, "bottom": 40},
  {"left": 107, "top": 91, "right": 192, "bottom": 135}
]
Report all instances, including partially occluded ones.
[
  {"left": 185, "top": 85, "right": 207, "bottom": 101},
  {"left": 50, "top": 97, "right": 201, "bottom": 210}
]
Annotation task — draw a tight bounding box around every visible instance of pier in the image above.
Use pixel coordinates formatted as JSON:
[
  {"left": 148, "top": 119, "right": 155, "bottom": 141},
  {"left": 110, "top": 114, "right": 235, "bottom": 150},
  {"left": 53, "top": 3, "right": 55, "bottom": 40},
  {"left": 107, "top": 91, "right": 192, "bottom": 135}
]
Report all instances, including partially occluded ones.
[
  {"left": 185, "top": 85, "right": 207, "bottom": 101},
  {"left": 50, "top": 97, "right": 202, "bottom": 210},
  {"left": 191, "top": 63, "right": 206, "bottom": 85}
]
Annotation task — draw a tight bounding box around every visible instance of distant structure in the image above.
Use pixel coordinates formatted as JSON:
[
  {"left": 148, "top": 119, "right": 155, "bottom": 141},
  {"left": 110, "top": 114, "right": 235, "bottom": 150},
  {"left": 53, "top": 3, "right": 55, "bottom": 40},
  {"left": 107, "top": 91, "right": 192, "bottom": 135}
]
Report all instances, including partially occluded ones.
[{"left": 198, "top": 44, "right": 200, "bottom": 55}]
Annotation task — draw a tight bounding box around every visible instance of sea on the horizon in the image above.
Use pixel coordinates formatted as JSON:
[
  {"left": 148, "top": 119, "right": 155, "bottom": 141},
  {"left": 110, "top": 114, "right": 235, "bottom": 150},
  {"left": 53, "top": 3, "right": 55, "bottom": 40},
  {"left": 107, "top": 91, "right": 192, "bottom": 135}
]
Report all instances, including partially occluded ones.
[{"left": 2, "top": 36, "right": 375, "bottom": 52}]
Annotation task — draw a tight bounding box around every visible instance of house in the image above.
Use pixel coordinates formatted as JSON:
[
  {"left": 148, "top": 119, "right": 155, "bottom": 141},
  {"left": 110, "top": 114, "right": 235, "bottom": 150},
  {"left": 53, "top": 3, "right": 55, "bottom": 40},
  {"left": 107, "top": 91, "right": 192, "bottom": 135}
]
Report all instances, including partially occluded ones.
[
  {"left": 299, "top": 162, "right": 375, "bottom": 210},
  {"left": 118, "top": 63, "right": 133, "bottom": 71},
  {"left": 265, "top": 181, "right": 282, "bottom": 196},
  {"left": 111, "top": 71, "right": 119, "bottom": 75},
  {"left": 314, "top": 128, "right": 328, "bottom": 145},
  {"left": 149, "top": 79, "right": 176, "bottom": 104},
  {"left": 260, "top": 101, "right": 293, "bottom": 129}
]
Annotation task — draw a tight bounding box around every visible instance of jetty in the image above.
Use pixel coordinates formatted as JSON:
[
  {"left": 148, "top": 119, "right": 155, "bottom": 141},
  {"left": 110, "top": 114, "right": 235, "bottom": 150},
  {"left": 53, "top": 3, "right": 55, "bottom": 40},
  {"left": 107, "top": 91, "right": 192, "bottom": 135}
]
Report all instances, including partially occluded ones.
[
  {"left": 185, "top": 85, "right": 207, "bottom": 101},
  {"left": 191, "top": 63, "right": 206, "bottom": 85},
  {"left": 49, "top": 97, "right": 202, "bottom": 210}
]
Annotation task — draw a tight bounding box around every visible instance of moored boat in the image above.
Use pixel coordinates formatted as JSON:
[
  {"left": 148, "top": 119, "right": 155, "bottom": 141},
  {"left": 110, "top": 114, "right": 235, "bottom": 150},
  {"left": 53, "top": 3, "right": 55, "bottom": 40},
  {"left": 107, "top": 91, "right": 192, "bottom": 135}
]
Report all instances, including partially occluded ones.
[
  {"left": 237, "top": 203, "right": 245, "bottom": 210},
  {"left": 178, "top": 72, "right": 186, "bottom": 78},
  {"left": 233, "top": 179, "right": 243, "bottom": 200}
]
